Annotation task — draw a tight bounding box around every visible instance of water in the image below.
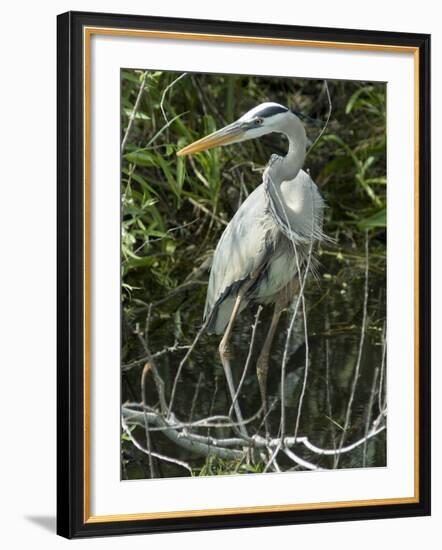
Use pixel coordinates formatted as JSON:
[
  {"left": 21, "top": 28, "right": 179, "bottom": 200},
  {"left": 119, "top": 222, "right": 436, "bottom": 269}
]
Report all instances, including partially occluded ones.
[{"left": 122, "top": 238, "right": 386, "bottom": 479}]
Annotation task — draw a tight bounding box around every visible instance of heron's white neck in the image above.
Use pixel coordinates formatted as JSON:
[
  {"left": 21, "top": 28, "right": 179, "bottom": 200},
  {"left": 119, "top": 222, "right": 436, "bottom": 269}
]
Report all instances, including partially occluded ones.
[
  {"left": 263, "top": 114, "right": 310, "bottom": 239},
  {"left": 275, "top": 113, "right": 307, "bottom": 183}
]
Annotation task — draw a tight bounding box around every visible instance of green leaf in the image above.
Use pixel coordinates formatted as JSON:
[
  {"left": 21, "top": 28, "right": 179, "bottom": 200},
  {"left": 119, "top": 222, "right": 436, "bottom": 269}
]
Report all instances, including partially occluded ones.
[
  {"left": 345, "top": 85, "right": 374, "bottom": 114},
  {"left": 176, "top": 156, "right": 185, "bottom": 191},
  {"left": 357, "top": 208, "right": 386, "bottom": 230},
  {"left": 123, "top": 108, "right": 150, "bottom": 121},
  {"left": 124, "top": 151, "right": 157, "bottom": 166}
]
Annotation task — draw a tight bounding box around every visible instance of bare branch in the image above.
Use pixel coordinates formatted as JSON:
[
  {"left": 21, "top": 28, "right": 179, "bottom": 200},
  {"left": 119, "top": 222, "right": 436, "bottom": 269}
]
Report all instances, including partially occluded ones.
[{"left": 123, "top": 405, "right": 386, "bottom": 462}]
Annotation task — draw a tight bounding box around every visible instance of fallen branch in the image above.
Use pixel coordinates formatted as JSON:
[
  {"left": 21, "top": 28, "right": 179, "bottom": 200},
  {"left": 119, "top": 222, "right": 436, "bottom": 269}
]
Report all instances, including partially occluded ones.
[
  {"left": 123, "top": 405, "right": 386, "bottom": 463},
  {"left": 122, "top": 406, "right": 244, "bottom": 461}
]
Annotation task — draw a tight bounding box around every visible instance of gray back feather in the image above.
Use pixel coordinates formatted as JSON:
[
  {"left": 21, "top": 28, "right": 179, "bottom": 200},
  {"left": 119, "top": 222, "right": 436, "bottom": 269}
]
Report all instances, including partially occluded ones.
[{"left": 204, "top": 184, "right": 273, "bottom": 333}]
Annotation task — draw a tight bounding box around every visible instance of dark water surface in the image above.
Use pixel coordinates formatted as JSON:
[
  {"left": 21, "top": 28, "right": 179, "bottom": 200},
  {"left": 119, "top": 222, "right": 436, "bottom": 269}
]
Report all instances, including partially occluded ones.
[{"left": 122, "top": 239, "right": 386, "bottom": 479}]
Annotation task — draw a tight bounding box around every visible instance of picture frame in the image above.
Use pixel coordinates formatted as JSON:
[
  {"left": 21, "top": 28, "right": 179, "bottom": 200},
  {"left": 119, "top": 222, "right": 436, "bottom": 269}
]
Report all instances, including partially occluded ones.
[{"left": 57, "top": 10, "right": 431, "bottom": 539}]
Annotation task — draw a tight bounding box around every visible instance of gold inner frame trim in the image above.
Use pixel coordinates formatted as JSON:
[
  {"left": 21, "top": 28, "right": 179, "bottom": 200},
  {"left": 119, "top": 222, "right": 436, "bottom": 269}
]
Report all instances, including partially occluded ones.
[{"left": 83, "top": 26, "right": 420, "bottom": 524}]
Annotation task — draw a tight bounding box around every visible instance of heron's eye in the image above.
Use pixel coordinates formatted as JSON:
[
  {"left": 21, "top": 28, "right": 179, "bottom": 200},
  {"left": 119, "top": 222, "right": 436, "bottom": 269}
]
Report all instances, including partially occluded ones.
[{"left": 254, "top": 117, "right": 264, "bottom": 125}]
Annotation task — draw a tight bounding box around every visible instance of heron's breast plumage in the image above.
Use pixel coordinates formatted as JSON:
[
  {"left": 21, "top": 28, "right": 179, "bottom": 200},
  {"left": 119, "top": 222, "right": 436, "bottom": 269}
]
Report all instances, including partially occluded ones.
[{"left": 204, "top": 170, "right": 324, "bottom": 335}]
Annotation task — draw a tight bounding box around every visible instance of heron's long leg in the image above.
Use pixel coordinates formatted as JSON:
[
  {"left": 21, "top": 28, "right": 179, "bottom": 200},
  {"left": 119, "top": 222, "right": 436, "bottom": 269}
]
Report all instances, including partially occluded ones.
[
  {"left": 256, "top": 303, "right": 283, "bottom": 427},
  {"left": 219, "top": 279, "right": 254, "bottom": 438},
  {"left": 256, "top": 279, "right": 298, "bottom": 429}
]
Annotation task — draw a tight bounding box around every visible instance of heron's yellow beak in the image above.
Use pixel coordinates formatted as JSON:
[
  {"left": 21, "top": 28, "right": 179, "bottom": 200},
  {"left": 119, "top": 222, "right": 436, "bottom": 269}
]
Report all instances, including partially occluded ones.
[{"left": 177, "top": 122, "right": 245, "bottom": 156}]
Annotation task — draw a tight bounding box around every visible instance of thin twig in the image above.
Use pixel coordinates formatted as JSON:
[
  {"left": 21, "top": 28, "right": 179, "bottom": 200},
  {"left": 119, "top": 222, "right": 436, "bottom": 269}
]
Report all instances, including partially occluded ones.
[
  {"left": 263, "top": 442, "right": 282, "bottom": 473},
  {"left": 228, "top": 305, "right": 263, "bottom": 417},
  {"left": 363, "top": 366, "right": 379, "bottom": 467},
  {"left": 123, "top": 404, "right": 262, "bottom": 430},
  {"left": 292, "top": 425, "right": 385, "bottom": 456},
  {"left": 121, "top": 71, "right": 148, "bottom": 154},
  {"left": 122, "top": 416, "right": 192, "bottom": 473},
  {"left": 205, "top": 374, "right": 219, "bottom": 456},
  {"left": 265, "top": 170, "right": 316, "bottom": 440},
  {"left": 122, "top": 343, "right": 191, "bottom": 372},
  {"left": 134, "top": 308, "right": 168, "bottom": 414},
  {"left": 335, "top": 230, "right": 370, "bottom": 467},
  {"left": 160, "top": 73, "right": 188, "bottom": 123},
  {"left": 306, "top": 80, "right": 332, "bottom": 158},
  {"left": 145, "top": 112, "right": 188, "bottom": 149},
  {"left": 293, "top": 287, "right": 310, "bottom": 441},
  {"left": 167, "top": 318, "right": 210, "bottom": 416},
  {"left": 324, "top": 308, "right": 337, "bottom": 452},
  {"left": 378, "top": 321, "right": 387, "bottom": 413},
  {"left": 283, "top": 448, "right": 324, "bottom": 471},
  {"left": 189, "top": 156, "right": 211, "bottom": 188},
  {"left": 188, "top": 197, "right": 228, "bottom": 226},
  {"left": 141, "top": 361, "right": 155, "bottom": 478},
  {"left": 189, "top": 372, "right": 204, "bottom": 424}
]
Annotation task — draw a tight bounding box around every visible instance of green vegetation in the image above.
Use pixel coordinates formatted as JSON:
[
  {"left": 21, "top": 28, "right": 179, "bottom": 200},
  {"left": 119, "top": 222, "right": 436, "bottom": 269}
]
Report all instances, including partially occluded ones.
[
  {"left": 121, "top": 70, "right": 387, "bottom": 479},
  {"left": 193, "top": 456, "right": 264, "bottom": 477}
]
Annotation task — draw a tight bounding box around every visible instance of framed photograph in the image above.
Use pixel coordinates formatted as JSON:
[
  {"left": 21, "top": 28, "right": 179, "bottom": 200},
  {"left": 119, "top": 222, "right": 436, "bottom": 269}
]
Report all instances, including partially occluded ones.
[{"left": 57, "top": 11, "right": 431, "bottom": 538}]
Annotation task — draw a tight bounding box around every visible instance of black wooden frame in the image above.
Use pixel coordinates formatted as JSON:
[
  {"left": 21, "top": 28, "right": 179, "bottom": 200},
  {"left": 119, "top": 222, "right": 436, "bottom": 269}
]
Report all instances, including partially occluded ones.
[{"left": 57, "top": 10, "right": 431, "bottom": 539}]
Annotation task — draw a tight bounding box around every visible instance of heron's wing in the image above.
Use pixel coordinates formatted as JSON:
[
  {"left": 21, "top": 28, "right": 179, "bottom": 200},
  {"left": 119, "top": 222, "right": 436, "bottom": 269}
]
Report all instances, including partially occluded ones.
[{"left": 204, "top": 184, "right": 275, "bottom": 333}]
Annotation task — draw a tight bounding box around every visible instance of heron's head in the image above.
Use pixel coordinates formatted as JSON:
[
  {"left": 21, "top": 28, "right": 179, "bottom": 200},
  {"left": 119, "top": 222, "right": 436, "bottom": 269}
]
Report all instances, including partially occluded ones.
[{"left": 177, "top": 102, "right": 304, "bottom": 157}]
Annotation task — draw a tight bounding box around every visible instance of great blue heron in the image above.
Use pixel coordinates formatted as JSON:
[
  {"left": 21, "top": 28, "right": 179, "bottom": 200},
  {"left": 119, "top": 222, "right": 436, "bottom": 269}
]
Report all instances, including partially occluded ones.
[{"left": 177, "top": 102, "right": 325, "bottom": 430}]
